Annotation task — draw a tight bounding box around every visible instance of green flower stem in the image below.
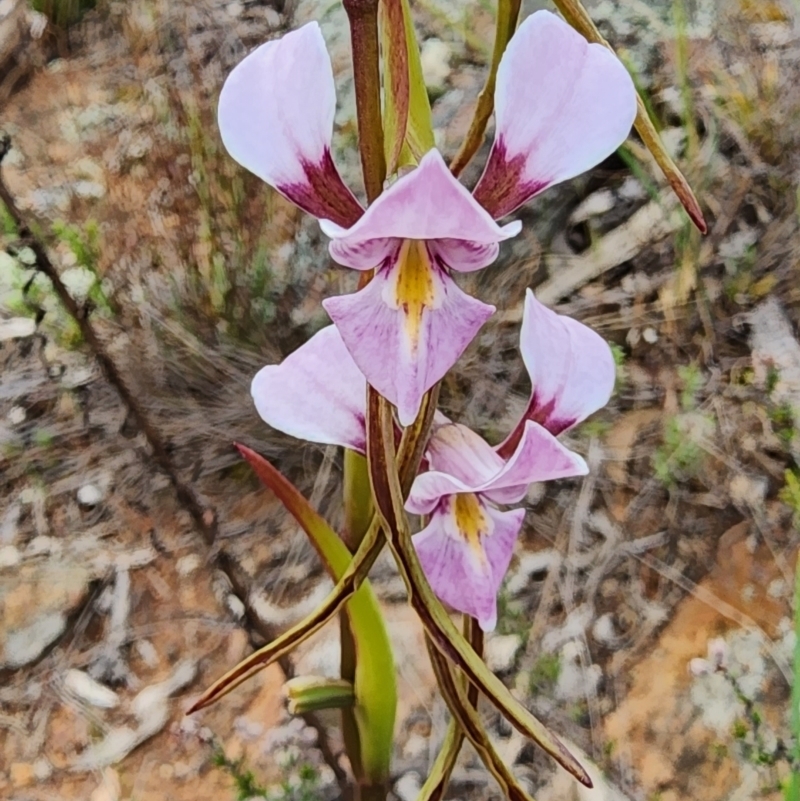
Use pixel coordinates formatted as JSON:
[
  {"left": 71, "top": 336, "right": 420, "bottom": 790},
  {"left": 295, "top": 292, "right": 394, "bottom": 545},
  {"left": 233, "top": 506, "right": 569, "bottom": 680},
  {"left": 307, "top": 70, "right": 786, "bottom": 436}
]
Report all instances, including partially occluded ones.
[
  {"left": 342, "top": 450, "right": 375, "bottom": 781},
  {"left": 425, "top": 637, "right": 536, "bottom": 801},
  {"left": 343, "top": 0, "right": 386, "bottom": 202},
  {"left": 366, "top": 389, "right": 592, "bottom": 787},
  {"left": 449, "top": 0, "right": 521, "bottom": 177},
  {"left": 551, "top": 0, "right": 707, "bottom": 233},
  {"left": 417, "top": 617, "right": 483, "bottom": 801}
]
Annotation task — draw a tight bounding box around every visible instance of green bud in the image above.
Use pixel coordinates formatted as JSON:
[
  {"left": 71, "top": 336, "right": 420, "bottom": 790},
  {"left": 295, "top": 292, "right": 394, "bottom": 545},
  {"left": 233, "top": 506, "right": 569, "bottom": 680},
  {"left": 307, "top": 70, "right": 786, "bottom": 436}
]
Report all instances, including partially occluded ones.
[{"left": 284, "top": 677, "right": 355, "bottom": 716}]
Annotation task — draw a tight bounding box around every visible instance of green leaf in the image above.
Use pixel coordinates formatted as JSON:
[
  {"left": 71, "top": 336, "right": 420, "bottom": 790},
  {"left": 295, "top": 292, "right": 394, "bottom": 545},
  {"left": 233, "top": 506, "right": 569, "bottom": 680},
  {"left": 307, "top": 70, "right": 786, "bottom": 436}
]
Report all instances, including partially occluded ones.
[
  {"left": 211, "top": 445, "right": 396, "bottom": 784},
  {"left": 381, "top": 0, "right": 435, "bottom": 173}
]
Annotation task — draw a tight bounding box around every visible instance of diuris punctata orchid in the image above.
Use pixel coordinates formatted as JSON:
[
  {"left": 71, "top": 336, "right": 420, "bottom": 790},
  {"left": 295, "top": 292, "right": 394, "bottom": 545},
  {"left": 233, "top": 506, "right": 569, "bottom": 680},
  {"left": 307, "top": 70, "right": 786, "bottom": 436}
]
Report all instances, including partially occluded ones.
[
  {"left": 218, "top": 10, "right": 636, "bottom": 425},
  {"left": 251, "top": 290, "right": 615, "bottom": 630}
]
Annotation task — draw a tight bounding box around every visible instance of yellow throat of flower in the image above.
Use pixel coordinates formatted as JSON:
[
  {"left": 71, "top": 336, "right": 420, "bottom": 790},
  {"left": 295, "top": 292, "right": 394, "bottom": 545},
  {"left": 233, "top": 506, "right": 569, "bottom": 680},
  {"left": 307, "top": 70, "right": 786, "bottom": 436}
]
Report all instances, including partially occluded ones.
[
  {"left": 452, "top": 492, "right": 490, "bottom": 567},
  {"left": 394, "top": 239, "right": 436, "bottom": 347}
]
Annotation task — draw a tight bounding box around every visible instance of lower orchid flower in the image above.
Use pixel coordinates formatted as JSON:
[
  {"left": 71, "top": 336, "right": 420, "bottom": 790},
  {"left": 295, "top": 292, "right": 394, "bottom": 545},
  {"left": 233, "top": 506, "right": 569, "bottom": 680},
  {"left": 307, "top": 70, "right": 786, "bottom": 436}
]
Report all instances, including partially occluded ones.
[
  {"left": 219, "top": 11, "right": 635, "bottom": 424},
  {"left": 251, "top": 289, "right": 615, "bottom": 631}
]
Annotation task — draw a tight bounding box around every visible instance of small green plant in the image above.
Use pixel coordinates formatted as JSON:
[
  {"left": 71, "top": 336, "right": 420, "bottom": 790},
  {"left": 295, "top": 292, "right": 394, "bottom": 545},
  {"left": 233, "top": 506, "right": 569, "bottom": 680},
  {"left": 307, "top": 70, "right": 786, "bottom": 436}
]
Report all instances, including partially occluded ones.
[
  {"left": 528, "top": 652, "right": 560, "bottom": 695},
  {"left": 213, "top": 748, "right": 269, "bottom": 800},
  {"left": 677, "top": 362, "right": 703, "bottom": 411},
  {"left": 652, "top": 413, "right": 710, "bottom": 487},
  {"left": 31, "top": 0, "right": 96, "bottom": 28},
  {"left": 212, "top": 747, "right": 322, "bottom": 801}
]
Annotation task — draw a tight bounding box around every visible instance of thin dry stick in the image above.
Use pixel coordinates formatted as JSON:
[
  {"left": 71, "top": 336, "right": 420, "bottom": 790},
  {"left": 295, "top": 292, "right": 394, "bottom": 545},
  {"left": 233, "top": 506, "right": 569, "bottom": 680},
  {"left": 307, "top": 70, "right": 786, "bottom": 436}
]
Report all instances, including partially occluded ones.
[
  {"left": 0, "top": 134, "right": 348, "bottom": 793},
  {"left": 449, "top": 0, "right": 522, "bottom": 178}
]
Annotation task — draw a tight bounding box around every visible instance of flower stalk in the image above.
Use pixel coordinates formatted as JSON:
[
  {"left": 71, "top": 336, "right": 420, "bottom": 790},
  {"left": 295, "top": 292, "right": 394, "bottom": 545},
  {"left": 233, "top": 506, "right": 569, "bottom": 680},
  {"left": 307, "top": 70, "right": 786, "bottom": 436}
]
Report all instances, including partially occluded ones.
[{"left": 343, "top": 0, "right": 386, "bottom": 202}]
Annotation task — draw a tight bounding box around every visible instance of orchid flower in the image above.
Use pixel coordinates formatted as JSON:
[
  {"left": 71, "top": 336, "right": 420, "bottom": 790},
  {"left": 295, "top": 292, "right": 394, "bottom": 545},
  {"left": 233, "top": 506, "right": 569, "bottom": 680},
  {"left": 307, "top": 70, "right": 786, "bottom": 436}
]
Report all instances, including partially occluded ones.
[
  {"left": 406, "top": 290, "right": 615, "bottom": 629},
  {"left": 251, "top": 289, "right": 615, "bottom": 631},
  {"left": 219, "top": 11, "right": 636, "bottom": 426}
]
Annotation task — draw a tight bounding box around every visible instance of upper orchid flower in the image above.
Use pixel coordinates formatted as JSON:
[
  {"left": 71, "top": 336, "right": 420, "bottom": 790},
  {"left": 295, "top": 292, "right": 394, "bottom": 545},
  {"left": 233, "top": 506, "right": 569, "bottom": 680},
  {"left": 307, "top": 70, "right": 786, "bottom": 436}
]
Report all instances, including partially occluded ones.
[
  {"left": 218, "top": 11, "right": 636, "bottom": 425},
  {"left": 250, "top": 289, "right": 615, "bottom": 631}
]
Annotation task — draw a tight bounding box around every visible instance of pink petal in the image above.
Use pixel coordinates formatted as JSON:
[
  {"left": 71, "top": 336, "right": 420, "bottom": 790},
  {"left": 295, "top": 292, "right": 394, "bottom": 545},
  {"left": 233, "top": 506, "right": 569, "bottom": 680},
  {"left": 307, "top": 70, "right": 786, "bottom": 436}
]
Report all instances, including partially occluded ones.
[
  {"left": 218, "top": 23, "right": 362, "bottom": 228},
  {"left": 407, "top": 421, "right": 587, "bottom": 513},
  {"left": 413, "top": 500, "right": 524, "bottom": 631},
  {"left": 482, "top": 421, "right": 588, "bottom": 505},
  {"left": 320, "top": 149, "right": 519, "bottom": 270},
  {"left": 498, "top": 289, "right": 615, "bottom": 458},
  {"left": 472, "top": 10, "right": 637, "bottom": 219},
  {"left": 251, "top": 325, "right": 367, "bottom": 452},
  {"left": 323, "top": 247, "right": 495, "bottom": 426}
]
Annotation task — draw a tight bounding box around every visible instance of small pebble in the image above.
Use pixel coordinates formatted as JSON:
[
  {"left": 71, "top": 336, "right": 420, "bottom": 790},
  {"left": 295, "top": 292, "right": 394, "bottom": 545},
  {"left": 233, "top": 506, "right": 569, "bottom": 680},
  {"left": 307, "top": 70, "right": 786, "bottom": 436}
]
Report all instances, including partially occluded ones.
[
  {"left": 395, "top": 772, "right": 422, "bottom": 801},
  {"left": 0, "top": 544, "right": 21, "bottom": 568},
  {"left": 64, "top": 669, "right": 120, "bottom": 709},
  {"left": 8, "top": 406, "right": 26, "bottom": 425},
  {"left": 176, "top": 553, "right": 201, "bottom": 577},
  {"left": 78, "top": 484, "right": 104, "bottom": 506}
]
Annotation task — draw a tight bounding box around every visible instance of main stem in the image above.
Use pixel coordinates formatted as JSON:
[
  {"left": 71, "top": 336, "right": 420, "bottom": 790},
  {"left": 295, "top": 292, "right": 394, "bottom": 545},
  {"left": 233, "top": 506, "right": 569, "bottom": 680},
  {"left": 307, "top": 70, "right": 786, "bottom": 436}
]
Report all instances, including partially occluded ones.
[
  {"left": 342, "top": 3, "right": 389, "bottom": 798},
  {"left": 343, "top": 0, "right": 386, "bottom": 203}
]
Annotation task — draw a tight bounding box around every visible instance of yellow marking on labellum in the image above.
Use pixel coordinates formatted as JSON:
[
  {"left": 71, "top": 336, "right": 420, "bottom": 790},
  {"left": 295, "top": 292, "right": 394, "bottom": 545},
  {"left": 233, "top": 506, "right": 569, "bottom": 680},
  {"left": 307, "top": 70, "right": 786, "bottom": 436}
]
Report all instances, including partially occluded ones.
[
  {"left": 394, "top": 239, "right": 436, "bottom": 347},
  {"left": 453, "top": 492, "right": 490, "bottom": 567}
]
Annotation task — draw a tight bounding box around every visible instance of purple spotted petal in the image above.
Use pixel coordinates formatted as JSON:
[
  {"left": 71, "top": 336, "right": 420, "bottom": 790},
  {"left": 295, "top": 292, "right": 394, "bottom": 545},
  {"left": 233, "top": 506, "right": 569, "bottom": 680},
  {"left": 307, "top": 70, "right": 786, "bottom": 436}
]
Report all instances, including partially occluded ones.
[
  {"left": 498, "top": 289, "right": 615, "bottom": 458},
  {"left": 251, "top": 325, "right": 367, "bottom": 452},
  {"left": 218, "top": 23, "right": 362, "bottom": 228},
  {"left": 413, "top": 499, "right": 524, "bottom": 631},
  {"left": 472, "top": 10, "right": 637, "bottom": 219},
  {"left": 320, "top": 149, "right": 519, "bottom": 270},
  {"left": 323, "top": 248, "right": 495, "bottom": 426}
]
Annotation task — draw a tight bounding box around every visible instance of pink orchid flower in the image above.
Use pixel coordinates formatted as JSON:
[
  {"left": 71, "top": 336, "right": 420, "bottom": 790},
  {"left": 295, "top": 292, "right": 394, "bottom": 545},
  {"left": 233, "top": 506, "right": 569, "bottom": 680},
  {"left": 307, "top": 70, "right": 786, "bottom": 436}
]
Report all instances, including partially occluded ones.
[
  {"left": 219, "top": 11, "right": 636, "bottom": 426},
  {"left": 251, "top": 290, "right": 615, "bottom": 630}
]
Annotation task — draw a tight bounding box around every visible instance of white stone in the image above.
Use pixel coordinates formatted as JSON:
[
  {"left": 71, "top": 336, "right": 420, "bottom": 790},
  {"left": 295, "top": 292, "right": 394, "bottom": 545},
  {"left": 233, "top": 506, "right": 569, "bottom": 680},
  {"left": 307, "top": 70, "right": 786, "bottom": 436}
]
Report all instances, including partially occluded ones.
[
  {"left": 8, "top": 406, "right": 26, "bottom": 425},
  {"left": 226, "top": 594, "right": 245, "bottom": 620},
  {"left": 176, "top": 553, "right": 201, "bottom": 577},
  {"left": 0, "top": 544, "right": 20, "bottom": 567},
  {"left": 0, "top": 316, "right": 36, "bottom": 340},
  {"left": 571, "top": 189, "right": 615, "bottom": 223},
  {"left": 64, "top": 669, "right": 120, "bottom": 709},
  {"left": 61, "top": 266, "right": 97, "bottom": 303},
  {"left": 78, "top": 483, "right": 104, "bottom": 506},
  {"left": 642, "top": 326, "right": 658, "bottom": 344},
  {"left": 485, "top": 633, "right": 523, "bottom": 673},
  {"left": 420, "top": 38, "right": 452, "bottom": 91},
  {"left": 134, "top": 639, "right": 159, "bottom": 668},
  {"left": 394, "top": 772, "right": 422, "bottom": 801},
  {"left": 32, "top": 758, "right": 52, "bottom": 781}
]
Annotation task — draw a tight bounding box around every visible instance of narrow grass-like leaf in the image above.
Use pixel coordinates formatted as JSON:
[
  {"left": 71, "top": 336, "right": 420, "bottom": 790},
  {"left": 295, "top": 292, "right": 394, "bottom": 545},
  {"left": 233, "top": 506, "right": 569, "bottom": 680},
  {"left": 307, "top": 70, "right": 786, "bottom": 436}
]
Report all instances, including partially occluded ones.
[
  {"left": 366, "top": 390, "right": 592, "bottom": 787},
  {"left": 193, "top": 445, "right": 396, "bottom": 783},
  {"left": 417, "top": 617, "right": 482, "bottom": 801},
  {"left": 380, "top": 0, "right": 435, "bottom": 173},
  {"left": 426, "top": 638, "right": 536, "bottom": 801},
  {"left": 449, "top": 0, "right": 522, "bottom": 177}
]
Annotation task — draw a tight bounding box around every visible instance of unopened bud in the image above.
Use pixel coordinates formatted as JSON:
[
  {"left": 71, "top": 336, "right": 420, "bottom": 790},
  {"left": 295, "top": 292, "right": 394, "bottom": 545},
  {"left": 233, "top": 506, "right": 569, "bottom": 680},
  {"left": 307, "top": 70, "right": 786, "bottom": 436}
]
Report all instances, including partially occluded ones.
[{"left": 284, "top": 676, "right": 355, "bottom": 716}]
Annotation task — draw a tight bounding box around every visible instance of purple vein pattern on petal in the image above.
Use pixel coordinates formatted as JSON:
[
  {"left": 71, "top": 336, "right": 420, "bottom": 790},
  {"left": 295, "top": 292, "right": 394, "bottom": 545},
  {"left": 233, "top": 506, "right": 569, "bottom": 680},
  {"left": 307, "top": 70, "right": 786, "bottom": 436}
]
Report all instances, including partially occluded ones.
[
  {"left": 218, "top": 22, "right": 362, "bottom": 228},
  {"left": 497, "top": 289, "right": 615, "bottom": 459},
  {"left": 472, "top": 10, "right": 637, "bottom": 219},
  {"left": 413, "top": 501, "right": 524, "bottom": 631},
  {"left": 321, "top": 149, "right": 520, "bottom": 270},
  {"left": 323, "top": 251, "right": 495, "bottom": 427},
  {"left": 251, "top": 325, "right": 367, "bottom": 453}
]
